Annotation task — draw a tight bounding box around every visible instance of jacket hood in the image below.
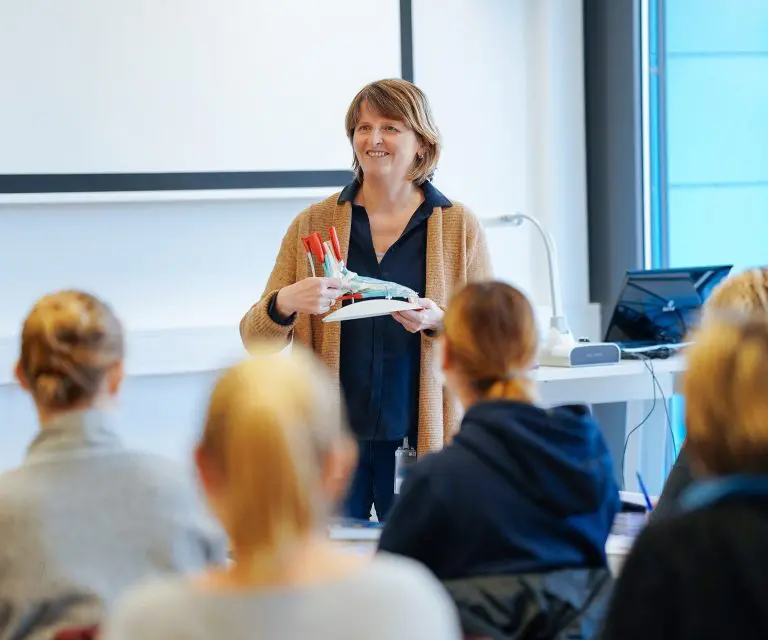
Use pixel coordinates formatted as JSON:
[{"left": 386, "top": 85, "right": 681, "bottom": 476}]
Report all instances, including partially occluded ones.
[{"left": 455, "top": 400, "right": 619, "bottom": 518}]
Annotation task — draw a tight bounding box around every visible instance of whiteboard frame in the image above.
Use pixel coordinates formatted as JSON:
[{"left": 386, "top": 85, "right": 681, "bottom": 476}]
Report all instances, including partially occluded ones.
[
  {"left": 0, "top": 0, "right": 414, "bottom": 204},
  {"left": 0, "top": 186, "right": 345, "bottom": 205}
]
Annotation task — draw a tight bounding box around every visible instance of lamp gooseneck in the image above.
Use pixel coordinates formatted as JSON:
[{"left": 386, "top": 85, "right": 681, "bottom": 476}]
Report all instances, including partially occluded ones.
[{"left": 497, "top": 212, "right": 571, "bottom": 338}]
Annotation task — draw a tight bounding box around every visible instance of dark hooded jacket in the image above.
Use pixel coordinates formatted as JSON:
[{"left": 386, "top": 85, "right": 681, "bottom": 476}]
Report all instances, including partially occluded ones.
[
  {"left": 378, "top": 400, "right": 620, "bottom": 580},
  {"left": 378, "top": 401, "right": 620, "bottom": 638}
]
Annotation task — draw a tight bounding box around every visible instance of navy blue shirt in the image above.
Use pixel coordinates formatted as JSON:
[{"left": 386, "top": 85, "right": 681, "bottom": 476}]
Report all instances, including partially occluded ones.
[
  {"left": 268, "top": 181, "right": 452, "bottom": 441},
  {"left": 338, "top": 181, "right": 451, "bottom": 442}
]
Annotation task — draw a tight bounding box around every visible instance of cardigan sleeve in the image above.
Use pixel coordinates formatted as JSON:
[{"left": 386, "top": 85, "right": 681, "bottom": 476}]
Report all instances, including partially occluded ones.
[
  {"left": 465, "top": 207, "right": 493, "bottom": 281},
  {"left": 423, "top": 206, "right": 492, "bottom": 339},
  {"left": 239, "top": 215, "right": 302, "bottom": 350}
]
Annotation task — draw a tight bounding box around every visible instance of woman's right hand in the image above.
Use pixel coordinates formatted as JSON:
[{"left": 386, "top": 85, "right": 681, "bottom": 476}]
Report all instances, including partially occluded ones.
[{"left": 275, "top": 277, "right": 342, "bottom": 316}]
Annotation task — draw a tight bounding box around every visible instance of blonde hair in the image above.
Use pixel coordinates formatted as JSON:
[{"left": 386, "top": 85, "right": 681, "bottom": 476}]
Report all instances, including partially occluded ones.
[
  {"left": 701, "top": 267, "right": 768, "bottom": 323},
  {"left": 442, "top": 281, "right": 539, "bottom": 402},
  {"left": 19, "top": 291, "right": 124, "bottom": 410},
  {"left": 684, "top": 315, "right": 768, "bottom": 475},
  {"left": 345, "top": 78, "right": 441, "bottom": 185},
  {"left": 198, "top": 343, "right": 353, "bottom": 555}
]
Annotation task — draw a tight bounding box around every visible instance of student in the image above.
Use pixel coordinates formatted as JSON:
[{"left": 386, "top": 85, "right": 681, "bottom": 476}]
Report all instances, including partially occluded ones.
[
  {"left": 652, "top": 266, "right": 768, "bottom": 520},
  {"left": 378, "top": 281, "right": 619, "bottom": 637},
  {"left": 102, "top": 343, "right": 462, "bottom": 640},
  {"left": 0, "top": 290, "right": 226, "bottom": 638},
  {"left": 239, "top": 78, "right": 492, "bottom": 521},
  {"left": 602, "top": 314, "right": 768, "bottom": 640}
]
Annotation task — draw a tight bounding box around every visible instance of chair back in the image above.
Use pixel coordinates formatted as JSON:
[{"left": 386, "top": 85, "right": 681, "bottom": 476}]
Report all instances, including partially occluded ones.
[
  {"left": 444, "top": 568, "right": 614, "bottom": 640},
  {"left": 54, "top": 626, "right": 99, "bottom": 640}
]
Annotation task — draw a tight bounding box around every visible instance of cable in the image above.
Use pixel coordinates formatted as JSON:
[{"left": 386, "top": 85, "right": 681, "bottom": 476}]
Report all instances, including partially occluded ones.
[
  {"left": 640, "top": 354, "right": 678, "bottom": 459},
  {"left": 620, "top": 370, "right": 657, "bottom": 490},
  {"left": 636, "top": 354, "right": 678, "bottom": 458},
  {"left": 620, "top": 353, "right": 679, "bottom": 490}
]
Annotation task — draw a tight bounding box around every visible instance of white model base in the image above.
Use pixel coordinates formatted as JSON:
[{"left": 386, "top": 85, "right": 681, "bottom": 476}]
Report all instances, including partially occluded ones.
[{"left": 322, "top": 299, "right": 422, "bottom": 322}]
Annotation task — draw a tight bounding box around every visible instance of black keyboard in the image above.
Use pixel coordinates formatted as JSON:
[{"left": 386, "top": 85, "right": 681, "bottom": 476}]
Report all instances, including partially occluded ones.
[{"left": 620, "top": 347, "right": 675, "bottom": 360}]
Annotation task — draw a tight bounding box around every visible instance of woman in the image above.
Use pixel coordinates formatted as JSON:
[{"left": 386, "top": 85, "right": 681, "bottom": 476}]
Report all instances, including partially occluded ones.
[
  {"left": 651, "top": 266, "right": 768, "bottom": 520},
  {"left": 239, "top": 78, "right": 492, "bottom": 521},
  {"left": 378, "top": 282, "right": 619, "bottom": 635},
  {"left": 602, "top": 314, "right": 768, "bottom": 639},
  {"left": 102, "top": 343, "right": 462, "bottom": 640},
  {"left": 0, "top": 290, "right": 226, "bottom": 638}
]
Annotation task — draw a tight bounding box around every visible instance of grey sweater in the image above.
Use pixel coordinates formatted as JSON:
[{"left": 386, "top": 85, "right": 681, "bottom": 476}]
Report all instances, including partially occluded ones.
[
  {"left": 101, "top": 553, "right": 462, "bottom": 640},
  {"left": 0, "top": 409, "right": 227, "bottom": 640}
]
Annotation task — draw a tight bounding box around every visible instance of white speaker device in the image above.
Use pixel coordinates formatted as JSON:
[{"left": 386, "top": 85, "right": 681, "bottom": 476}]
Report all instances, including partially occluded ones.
[
  {"left": 486, "top": 213, "right": 620, "bottom": 368},
  {"left": 538, "top": 339, "right": 620, "bottom": 368}
]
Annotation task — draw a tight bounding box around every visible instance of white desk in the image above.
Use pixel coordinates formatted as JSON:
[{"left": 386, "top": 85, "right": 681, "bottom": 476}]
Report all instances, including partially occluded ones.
[
  {"left": 532, "top": 356, "right": 686, "bottom": 495},
  {"left": 330, "top": 521, "right": 641, "bottom": 577}
]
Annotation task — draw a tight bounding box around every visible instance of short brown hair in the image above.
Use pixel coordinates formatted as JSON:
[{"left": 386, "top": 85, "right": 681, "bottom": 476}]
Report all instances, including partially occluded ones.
[
  {"left": 19, "top": 290, "right": 124, "bottom": 410},
  {"left": 345, "top": 78, "right": 441, "bottom": 185},
  {"left": 442, "top": 281, "right": 539, "bottom": 401},
  {"left": 684, "top": 314, "right": 768, "bottom": 475}
]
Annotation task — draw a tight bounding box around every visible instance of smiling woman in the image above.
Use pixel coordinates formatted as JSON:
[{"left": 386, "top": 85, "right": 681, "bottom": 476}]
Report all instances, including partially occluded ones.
[
  {"left": 238, "top": 78, "right": 492, "bottom": 523},
  {"left": 345, "top": 79, "right": 440, "bottom": 188}
]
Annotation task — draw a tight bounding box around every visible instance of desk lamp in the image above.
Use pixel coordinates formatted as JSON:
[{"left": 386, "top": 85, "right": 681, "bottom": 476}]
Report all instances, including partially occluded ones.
[{"left": 488, "top": 213, "right": 620, "bottom": 367}]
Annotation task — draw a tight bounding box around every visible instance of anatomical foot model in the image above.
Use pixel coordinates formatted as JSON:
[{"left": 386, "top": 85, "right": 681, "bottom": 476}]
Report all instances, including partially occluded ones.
[{"left": 301, "top": 227, "right": 420, "bottom": 304}]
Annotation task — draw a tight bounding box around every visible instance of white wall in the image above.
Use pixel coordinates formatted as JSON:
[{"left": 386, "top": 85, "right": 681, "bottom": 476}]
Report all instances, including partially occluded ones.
[
  {"left": 414, "top": 0, "right": 591, "bottom": 317},
  {"left": 0, "top": 0, "right": 594, "bottom": 471},
  {"left": 1, "top": 0, "right": 401, "bottom": 175}
]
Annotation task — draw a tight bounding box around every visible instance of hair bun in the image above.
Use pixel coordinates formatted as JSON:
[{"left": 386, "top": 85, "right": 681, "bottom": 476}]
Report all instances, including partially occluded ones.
[
  {"left": 32, "top": 372, "right": 72, "bottom": 408},
  {"left": 19, "top": 291, "right": 124, "bottom": 410}
]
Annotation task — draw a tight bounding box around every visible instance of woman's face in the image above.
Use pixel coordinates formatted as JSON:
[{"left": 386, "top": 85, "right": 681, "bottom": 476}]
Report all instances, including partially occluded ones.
[{"left": 352, "top": 100, "right": 422, "bottom": 185}]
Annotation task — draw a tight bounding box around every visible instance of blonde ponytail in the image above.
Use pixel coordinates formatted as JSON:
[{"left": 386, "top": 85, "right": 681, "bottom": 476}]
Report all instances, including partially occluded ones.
[
  {"left": 483, "top": 376, "right": 537, "bottom": 403},
  {"left": 702, "top": 266, "right": 768, "bottom": 324},
  {"left": 685, "top": 315, "right": 768, "bottom": 475},
  {"left": 199, "top": 342, "right": 351, "bottom": 556}
]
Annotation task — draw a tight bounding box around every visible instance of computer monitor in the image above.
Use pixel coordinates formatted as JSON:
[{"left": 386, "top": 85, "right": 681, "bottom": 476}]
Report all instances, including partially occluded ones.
[{"left": 604, "top": 265, "right": 733, "bottom": 348}]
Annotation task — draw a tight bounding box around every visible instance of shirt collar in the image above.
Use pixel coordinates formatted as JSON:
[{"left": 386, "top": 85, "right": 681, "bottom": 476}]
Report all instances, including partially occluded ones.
[
  {"left": 337, "top": 180, "right": 453, "bottom": 209},
  {"left": 25, "top": 408, "right": 124, "bottom": 464}
]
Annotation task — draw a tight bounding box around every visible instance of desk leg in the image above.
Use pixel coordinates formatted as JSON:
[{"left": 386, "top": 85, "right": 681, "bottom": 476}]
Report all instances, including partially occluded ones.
[{"left": 592, "top": 402, "right": 630, "bottom": 488}]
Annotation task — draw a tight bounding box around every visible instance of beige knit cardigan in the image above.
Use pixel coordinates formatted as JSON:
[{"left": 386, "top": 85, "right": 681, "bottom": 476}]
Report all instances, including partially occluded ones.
[{"left": 239, "top": 190, "right": 493, "bottom": 456}]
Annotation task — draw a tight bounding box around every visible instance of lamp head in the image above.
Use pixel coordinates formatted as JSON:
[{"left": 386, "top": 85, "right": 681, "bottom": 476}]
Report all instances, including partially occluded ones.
[{"left": 499, "top": 213, "right": 525, "bottom": 228}]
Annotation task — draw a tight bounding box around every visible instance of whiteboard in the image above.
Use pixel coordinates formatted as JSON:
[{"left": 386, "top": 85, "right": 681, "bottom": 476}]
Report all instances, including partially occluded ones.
[{"left": 0, "top": 0, "right": 403, "bottom": 192}]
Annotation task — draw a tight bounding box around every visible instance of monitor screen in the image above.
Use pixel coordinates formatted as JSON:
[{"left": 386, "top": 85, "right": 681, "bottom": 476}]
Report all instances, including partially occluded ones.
[{"left": 604, "top": 265, "right": 733, "bottom": 346}]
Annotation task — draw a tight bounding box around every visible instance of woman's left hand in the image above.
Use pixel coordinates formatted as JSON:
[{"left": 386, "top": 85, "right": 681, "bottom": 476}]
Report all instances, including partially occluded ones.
[{"left": 392, "top": 298, "right": 444, "bottom": 333}]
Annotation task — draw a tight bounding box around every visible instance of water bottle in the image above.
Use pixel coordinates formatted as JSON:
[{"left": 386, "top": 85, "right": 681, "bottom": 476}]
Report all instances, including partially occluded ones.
[{"left": 394, "top": 437, "right": 418, "bottom": 494}]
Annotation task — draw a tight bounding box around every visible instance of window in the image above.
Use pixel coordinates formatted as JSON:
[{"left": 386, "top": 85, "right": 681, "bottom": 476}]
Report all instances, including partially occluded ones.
[
  {"left": 646, "top": 0, "right": 768, "bottom": 272},
  {"left": 644, "top": 0, "right": 768, "bottom": 447}
]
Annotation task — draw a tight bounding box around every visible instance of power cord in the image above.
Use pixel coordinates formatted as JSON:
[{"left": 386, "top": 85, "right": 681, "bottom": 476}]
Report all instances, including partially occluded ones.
[
  {"left": 639, "top": 354, "right": 678, "bottom": 459},
  {"left": 619, "top": 353, "right": 679, "bottom": 489},
  {"left": 620, "top": 374, "right": 656, "bottom": 490}
]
